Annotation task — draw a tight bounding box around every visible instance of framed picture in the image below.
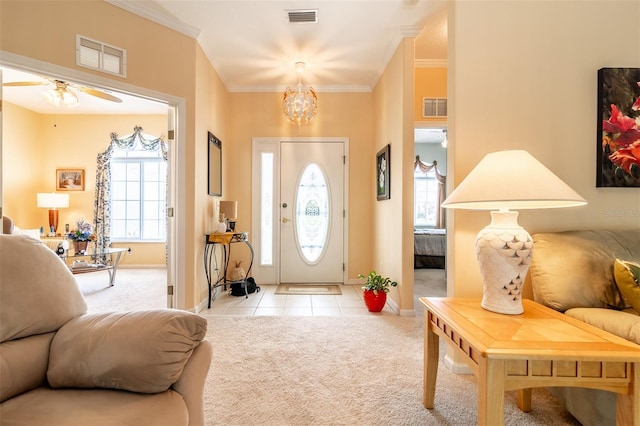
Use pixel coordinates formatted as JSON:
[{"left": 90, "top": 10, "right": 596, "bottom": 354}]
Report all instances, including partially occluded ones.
[
  {"left": 596, "top": 67, "right": 640, "bottom": 188},
  {"left": 376, "top": 144, "right": 390, "bottom": 200},
  {"left": 208, "top": 131, "right": 222, "bottom": 196},
  {"left": 56, "top": 169, "right": 85, "bottom": 191}
]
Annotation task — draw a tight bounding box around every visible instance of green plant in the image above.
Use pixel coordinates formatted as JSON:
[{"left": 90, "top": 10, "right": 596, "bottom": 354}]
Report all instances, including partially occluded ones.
[{"left": 358, "top": 270, "right": 397, "bottom": 295}]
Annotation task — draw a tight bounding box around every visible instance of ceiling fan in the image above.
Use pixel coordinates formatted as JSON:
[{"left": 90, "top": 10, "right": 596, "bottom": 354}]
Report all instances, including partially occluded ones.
[{"left": 3, "top": 78, "right": 122, "bottom": 107}]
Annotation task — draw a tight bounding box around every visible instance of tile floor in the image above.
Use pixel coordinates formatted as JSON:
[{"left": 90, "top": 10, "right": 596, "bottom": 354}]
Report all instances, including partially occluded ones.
[{"left": 200, "top": 284, "right": 397, "bottom": 317}]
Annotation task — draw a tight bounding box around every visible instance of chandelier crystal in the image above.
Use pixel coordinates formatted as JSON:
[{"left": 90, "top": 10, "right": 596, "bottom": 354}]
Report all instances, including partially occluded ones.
[{"left": 282, "top": 62, "right": 317, "bottom": 128}]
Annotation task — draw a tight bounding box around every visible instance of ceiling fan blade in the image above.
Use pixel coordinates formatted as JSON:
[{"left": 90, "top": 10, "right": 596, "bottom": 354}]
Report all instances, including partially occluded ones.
[
  {"left": 3, "top": 81, "right": 49, "bottom": 87},
  {"left": 78, "top": 86, "right": 123, "bottom": 103}
]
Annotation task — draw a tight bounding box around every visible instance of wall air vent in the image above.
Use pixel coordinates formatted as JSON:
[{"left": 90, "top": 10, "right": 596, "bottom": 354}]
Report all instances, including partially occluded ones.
[
  {"left": 286, "top": 9, "right": 318, "bottom": 24},
  {"left": 76, "top": 35, "right": 127, "bottom": 77}
]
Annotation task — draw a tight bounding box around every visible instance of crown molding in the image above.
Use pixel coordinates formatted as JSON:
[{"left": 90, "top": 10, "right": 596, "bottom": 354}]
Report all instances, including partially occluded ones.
[
  {"left": 415, "top": 59, "right": 448, "bottom": 68},
  {"left": 227, "top": 84, "right": 372, "bottom": 94},
  {"left": 106, "top": 0, "right": 201, "bottom": 39}
]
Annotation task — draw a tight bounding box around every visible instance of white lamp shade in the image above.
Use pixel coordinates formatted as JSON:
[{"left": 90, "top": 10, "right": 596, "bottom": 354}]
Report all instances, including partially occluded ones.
[
  {"left": 219, "top": 200, "right": 238, "bottom": 220},
  {"left": 442, "top": 150, "right": 586, "bottom": 210},
  {"left": 37, "top": 193, "right": 69, "bottom": 209}
]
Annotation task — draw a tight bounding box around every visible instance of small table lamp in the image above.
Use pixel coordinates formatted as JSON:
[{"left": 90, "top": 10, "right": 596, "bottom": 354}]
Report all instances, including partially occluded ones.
[
  {"left": 442, "top": 150, "right": 587, "bottom": 315},
  {"left": 219, "top": 201, "right": 238, "bottom": 232},
  {"left": 37, "top": 193, "right": 70, "bottom": 234}
]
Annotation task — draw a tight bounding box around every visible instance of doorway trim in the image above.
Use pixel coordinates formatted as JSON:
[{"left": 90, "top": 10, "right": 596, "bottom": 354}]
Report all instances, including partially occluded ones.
[
  {"left": 0, "top": 51, "right": 185, "bottom": 309},
  {"left": 251, "top": 137, "right": 349, "bottom": 285}
]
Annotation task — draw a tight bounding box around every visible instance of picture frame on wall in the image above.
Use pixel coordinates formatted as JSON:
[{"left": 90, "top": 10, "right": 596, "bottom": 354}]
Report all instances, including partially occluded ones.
[
  {"left": 208, "top": 131, "right": 222, "bottom": 196},
  {"left": 56, "top": 169, "right": 85, "bottom": 191},
  {"left": 376, "top": 144, "right": 390, "bottom": 200},
  {"left": 596, "top": 67, "right": 640, "bottom": 188}
]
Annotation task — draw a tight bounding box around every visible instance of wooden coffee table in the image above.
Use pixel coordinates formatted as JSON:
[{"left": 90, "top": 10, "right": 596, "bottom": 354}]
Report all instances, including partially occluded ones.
[{"left": 420, "top": 297, "right": 640, "bottom": 425}]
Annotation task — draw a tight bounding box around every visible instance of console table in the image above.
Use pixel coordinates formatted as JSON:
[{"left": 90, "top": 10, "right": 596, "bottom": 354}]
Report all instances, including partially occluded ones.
[
  {"left": 204, "top": 232, "right": 254, "bottom": 307},
  {"left": 420, "top": 297, "right": 640, "bottom": 426},
  {"left": 61, "top": 247, "right": 130, "bottom": 287}
]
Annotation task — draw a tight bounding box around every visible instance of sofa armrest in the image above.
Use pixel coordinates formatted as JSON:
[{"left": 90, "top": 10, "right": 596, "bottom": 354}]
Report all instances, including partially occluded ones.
[
  {"left": 172, "top": 339, "right": 213, "bottom": 426},
  {"left": 48, "top": 310, "right": 207, "bottom": 394}
]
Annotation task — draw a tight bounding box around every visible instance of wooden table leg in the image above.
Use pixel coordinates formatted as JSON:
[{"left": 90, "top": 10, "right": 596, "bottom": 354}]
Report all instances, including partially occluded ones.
[
  {"left": 478, "top": 358, "right": 505, "bottom": 426},
  {"left": 423, "top": 311, "right": 439, "bottom": 409},
  {"left": 517, "top": 389, "right": 532, "bottom": 412},
  {"left": 617, "top": 363, "right": 640, "bottom": 426}
]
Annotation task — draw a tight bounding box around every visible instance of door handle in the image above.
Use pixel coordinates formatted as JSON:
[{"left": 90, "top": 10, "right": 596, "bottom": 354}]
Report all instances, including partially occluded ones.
[{"left": 282, "top": 218, "right": 291, "bottom": 223}]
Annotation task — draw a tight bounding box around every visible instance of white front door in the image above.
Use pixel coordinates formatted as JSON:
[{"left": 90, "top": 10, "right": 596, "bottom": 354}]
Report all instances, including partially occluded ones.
[{"left": 279, "top": 142, "right": 344, "bottom": 283}]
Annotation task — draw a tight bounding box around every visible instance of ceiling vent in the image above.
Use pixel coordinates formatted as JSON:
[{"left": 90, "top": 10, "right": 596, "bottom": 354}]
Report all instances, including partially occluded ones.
[{"left": 286, "top": 9, "right": 318, "bottom": 24}]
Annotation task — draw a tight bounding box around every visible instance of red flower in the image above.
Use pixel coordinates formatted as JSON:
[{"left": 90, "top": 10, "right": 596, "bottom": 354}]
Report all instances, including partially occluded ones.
[
  {"left": 603, "top": 104, "right": 640, "bottom": 146},
  {"left": 633, "top": 82, "right": 640, "bottom": 111},
  {"left": 609, "top": 140, "right": 640, "bottom": 177}
]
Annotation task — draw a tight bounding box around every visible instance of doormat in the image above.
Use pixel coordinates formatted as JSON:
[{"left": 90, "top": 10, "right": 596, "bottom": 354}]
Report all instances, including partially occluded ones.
[{"left": 275, "top": 284, "right": 342, "bottom": 295}]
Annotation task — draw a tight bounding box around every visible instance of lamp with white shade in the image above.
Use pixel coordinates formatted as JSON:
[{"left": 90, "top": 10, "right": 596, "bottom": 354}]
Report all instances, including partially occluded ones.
[
  {"left": 37, "top": 193, "right": 69, "bottom": 234},
  {"left": 441, "top": 150, "right": 587, "bottom": 315}
]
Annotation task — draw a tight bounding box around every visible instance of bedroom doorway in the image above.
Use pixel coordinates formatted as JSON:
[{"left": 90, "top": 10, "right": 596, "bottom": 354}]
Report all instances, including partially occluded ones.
[{"left": 413, "top": 126, "right": 447, "bottom": 307}]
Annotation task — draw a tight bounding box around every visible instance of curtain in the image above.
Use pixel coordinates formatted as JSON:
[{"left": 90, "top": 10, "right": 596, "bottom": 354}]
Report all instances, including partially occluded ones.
[
  {"left": 414, "top": 155, "right": 446, "bottom": 229},
  {"left": 93, "top": 126, "right": 167, "bottom": 263}
]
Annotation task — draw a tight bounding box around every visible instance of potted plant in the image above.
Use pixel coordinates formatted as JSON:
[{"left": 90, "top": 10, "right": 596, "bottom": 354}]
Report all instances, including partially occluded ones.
[
  {"left": 67, "top": 219, "right": 96, "bottom": 254},
  {"left": 358, "top": 270, "right": 397, "bottom": 312}
]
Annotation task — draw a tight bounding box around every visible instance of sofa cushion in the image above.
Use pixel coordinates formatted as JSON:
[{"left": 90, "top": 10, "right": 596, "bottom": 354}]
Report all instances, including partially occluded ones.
[
  {"left": 530, "top": 229, "right": 640, "bottom": 311},
  {"left": 47, "top": 310, "right": 207, "bottom": 394},
  {"left": 0, "top": 333, "right": 54, "bottom": 403},
  {"left": 0, "top": 386, "right": 188, "bottom": 426},
  {"left": 0, "top": 235, "right": 87, "bottom": 343},
  {"left": 614, "top": 259, "right": 640, "bottom": 313},
  {"left": 565, "top": 307, "right": 640, "bottom": 345}
]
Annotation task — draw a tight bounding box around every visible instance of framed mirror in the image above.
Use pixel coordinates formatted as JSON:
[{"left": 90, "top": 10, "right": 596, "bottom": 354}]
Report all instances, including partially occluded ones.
[{"left": 208, "top": 131, "right": 222, "bottom": 196}]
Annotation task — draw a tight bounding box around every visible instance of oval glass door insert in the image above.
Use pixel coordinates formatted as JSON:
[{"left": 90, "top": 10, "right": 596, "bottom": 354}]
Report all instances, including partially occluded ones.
[{"left": 295, "top": 163, "right": 330, "bottom": 263}]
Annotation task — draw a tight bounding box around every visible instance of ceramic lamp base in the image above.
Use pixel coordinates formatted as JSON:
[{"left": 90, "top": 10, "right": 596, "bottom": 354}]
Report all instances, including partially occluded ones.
[{"left": 475, "top": 210, "right": 532, "bottom": 315}]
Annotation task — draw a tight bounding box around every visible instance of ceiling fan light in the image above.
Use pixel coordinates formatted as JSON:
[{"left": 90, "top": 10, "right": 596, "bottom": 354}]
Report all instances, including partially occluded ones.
[
  {"left": 61, "top": 89, "right": 79, "bottom": 107},
  {"left": 42, "top": 86, "right": 79, "bottom": 108}
]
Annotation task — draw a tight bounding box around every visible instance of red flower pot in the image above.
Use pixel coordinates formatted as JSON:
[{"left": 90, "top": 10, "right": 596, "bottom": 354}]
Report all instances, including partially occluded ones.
[{"left": 363, "top": 289, "right": 387, "bottom": 312}]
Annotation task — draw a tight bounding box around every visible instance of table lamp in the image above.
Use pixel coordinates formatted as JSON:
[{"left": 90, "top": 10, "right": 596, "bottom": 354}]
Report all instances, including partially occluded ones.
[
  {"left": 37, "top": 193, "right": 70, "bottom": 234},
  {"left": 441, "top": 150, "right": 587, "bottom": 315},
  {"left": 219, "top": 200, "right": 238, "bottom": 232}
]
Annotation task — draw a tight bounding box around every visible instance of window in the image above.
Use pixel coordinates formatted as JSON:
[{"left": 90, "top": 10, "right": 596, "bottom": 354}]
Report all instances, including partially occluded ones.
[
  {"left": 422, "top": 98, "right": 447, "bottom": 118},
  {"left": 111, "top": 148, "right": 166, "bottom": 241},
  {"left": 414, "top": 169, "right": 438, "bottom": 227}
]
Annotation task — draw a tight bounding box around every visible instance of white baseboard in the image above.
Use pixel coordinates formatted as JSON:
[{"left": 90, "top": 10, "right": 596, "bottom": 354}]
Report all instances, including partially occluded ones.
[{"left": 119, "top": 264, "right": 166, "bottom": 269}]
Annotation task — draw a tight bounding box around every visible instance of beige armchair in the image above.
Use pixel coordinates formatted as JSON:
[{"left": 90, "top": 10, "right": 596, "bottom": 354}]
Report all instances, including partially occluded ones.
[{"left": 0, "top": 235, "right": 212, "bottom": 425}]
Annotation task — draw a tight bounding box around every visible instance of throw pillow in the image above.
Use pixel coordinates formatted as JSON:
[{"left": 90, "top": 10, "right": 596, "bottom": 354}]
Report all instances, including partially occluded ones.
[
  {"left": 613, "top": 259, "right": 640, "bottom": 313},
  {"left": 47, "top": 310, "right": 207, "bottom": 394}
]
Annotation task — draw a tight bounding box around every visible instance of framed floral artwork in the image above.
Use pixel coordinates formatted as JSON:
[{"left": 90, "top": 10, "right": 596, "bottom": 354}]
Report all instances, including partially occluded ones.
[
  {"left": 597, "top": 68, "right": 640, "bottom": 187},
  {"left": 376, "top": 144, "right": 390, "bottom": 200},
  {"left": 56, "top": 169, "right": 85, "bottom": 191}
]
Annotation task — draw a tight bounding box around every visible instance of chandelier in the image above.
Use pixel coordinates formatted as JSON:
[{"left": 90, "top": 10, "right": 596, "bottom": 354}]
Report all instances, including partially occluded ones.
[
  {"left": 43, "top": 80, "right": 79, "bottom": 108},
  {"left": 282, "top": 62, "right": 317, "bottom": 129}
]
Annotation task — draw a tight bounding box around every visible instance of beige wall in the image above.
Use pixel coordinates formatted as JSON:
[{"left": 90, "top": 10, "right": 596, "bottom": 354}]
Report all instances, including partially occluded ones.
[
  {"left": 372, "top": 38, "right": 416, "bottom": 314},
  {"left": 2, "top": 101, "right": 167, "bottom": 266},
  {"left": 448, "top": 0, "right": 640, "bottom": 300},
  {"left": 415, "top": 67, "right": 447, "bottom": 123}
]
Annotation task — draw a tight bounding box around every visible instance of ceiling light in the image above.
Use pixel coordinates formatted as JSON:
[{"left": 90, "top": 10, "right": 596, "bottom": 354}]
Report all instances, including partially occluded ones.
[
  {"left": 282, "top": 62, "right": 317, "bottom": 130},
  {"left": 42, "top": 80, "right": 79, "bottom": 108}
]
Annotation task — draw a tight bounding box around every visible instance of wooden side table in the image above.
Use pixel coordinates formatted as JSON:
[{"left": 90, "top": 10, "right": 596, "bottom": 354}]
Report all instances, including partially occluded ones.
[{"left": 420, "top": 297, "right": 640, "bottom": 426}]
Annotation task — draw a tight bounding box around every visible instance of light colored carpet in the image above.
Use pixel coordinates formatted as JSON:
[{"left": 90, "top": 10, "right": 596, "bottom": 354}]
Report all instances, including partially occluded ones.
[
  {"left": 275, "top": 284, "right": 342, "bottom": 295},
  {"left": 76, "top": 268, "right": 166, "bottom": 313},
  {"left": 202, "top": 315, "right": 579, "bottom": 425}
]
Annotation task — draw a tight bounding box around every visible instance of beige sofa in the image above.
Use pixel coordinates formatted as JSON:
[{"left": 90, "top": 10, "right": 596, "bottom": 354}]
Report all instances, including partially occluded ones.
[
  {"left": 0, "top": 235, "right": 213, "bottom": 425},
  {"left": 528, "top": 228, "right": 640, "bottom": 426}
]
